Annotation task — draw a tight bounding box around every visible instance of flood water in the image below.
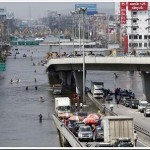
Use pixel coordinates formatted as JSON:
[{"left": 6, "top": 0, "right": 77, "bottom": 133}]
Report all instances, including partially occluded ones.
[
  {"left": 0, "top": 46, "right": 60, "bottom": 147},
  {"left": 0, "top": 44, "right": 143, "bottom": 147}
]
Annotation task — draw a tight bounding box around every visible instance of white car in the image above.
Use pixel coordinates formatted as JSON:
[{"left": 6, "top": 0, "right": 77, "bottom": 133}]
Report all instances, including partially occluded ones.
[
  {"left": 138, "top": 100, "right": 148, "bottom": 113},
  {"left": 78, "top": 125, "right": 93, "bottom": 142},
  {"left": 144, "top": 103, "right": 150, "bottom": 117}
]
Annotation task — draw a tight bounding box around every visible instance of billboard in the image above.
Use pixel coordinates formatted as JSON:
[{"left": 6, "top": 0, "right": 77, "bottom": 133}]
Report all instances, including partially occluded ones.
[
  {"left": 75, "top": 4, "right": 97, "bottom": 15},
  {"left": 120, "top": 2, "right": 126, "bottom": 24},
  {"left": 123, "top": 35, "right": 128, "bottom": 53},
  {"left": 128, "top": 2, "right": 148, "bottom": 11}
]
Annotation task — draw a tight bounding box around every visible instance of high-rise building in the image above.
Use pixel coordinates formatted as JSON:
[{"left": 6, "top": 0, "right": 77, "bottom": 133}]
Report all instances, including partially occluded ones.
[{"left": 116, "top": 2, "right": 149, "bottom": 52}]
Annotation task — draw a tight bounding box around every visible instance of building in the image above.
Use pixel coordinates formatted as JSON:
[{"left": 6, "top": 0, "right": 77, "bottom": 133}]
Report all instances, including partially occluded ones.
[{"left": 116, "top": 2, "right": 149, "bottom": 52}]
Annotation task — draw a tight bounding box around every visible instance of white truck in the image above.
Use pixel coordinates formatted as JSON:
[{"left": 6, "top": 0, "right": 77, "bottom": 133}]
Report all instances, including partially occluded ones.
[
  {"left": 55, "top": 97, "right": 71, "bottom": 116},
  {"left": 53, "top": 84, "right": 62, "bottom": 95},
  {"left": 91, "top": 81, "right": 104, "bottom": 98},
  {"left": 102, "top": 116, "right": 134, "bottom": 146}
]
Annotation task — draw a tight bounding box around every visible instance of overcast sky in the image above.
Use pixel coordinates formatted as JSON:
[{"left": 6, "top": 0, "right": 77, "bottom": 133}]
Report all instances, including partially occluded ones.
[{"left": 0, "top": 2, "right": 114, "bottom": 20}]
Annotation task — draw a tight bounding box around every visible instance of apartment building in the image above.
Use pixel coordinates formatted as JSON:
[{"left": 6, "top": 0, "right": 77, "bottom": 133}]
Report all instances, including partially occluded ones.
[{"left": 116, "top": 2, "right": 150, "bottom": 52}]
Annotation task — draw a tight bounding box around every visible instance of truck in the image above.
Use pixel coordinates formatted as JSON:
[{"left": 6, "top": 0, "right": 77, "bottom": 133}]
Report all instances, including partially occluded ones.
[
  {"left": 102, "top": 116, "right": 134, "bottom": 146},
  {"left": 53, "top": 84, "right": 62, "bottom": 95},
  {"left": 91, "top": 81, "right": 104, "bottom": 98},
  {"left": 55, "top": 97, "right": 71, "bottom": 116}
]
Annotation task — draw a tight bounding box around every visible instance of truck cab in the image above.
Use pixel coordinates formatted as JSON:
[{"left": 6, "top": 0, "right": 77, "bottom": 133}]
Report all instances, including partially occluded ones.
[
  {"left": 91, "top": 81, "right": 104, "bottom": 98},
  {"left": 55, "top": 97, "right": 71, "bottom": 116},
  {"left": 93, "top": 89, "right": 104, "bottom": 98}
]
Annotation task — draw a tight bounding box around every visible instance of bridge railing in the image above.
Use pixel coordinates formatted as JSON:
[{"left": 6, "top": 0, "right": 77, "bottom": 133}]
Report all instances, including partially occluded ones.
[{"left": 52, "top": 114, "right": 84, "bottom": 147}]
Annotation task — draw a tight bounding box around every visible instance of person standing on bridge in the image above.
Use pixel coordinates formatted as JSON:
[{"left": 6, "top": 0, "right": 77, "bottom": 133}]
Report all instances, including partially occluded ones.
[{"left": 134, "top": 131, "right": 138, "bottom": 147}]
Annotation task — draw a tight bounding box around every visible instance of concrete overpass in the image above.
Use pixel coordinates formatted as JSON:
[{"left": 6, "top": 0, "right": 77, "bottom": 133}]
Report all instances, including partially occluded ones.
[
  {"left": 46, "top": 56, "right": 150, "bottom": 102},
  {"left": 46, "top": 56, "right": 150, "bottom": 71}
]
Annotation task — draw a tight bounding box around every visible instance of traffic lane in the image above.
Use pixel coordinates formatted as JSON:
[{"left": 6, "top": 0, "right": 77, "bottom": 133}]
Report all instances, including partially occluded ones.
[{"left": 105, "top": 103, "right": 150, "bottom": 134}]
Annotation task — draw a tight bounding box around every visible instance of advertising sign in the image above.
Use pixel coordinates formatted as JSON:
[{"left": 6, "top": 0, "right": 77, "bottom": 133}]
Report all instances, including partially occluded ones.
[
  {"left": 128, "top": 2, "right": 148, "bottom": 11},
  {"left": 75, "top": 4, "right": 97, "bottom": 15},
  {"left": 120, "top": 2, "right": 126, "bottom": 24},
  {"left": 123, "top": 35, "right": 128, "bottom": 53}
]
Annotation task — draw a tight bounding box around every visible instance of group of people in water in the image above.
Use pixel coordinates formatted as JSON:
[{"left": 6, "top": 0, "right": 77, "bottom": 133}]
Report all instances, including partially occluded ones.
[{"left": 11, "top": 47, "right": 46, "bottom": 123}]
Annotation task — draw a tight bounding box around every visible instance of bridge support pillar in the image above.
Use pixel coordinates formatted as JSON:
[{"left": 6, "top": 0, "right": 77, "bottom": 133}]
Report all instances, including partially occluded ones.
[
  {"left": 47, "top": 70, "right": 60, "bottom": 86},
  {"left": 141, "top": 71, "right": 150, "bottom": 102},
  {"left": 73, "top": 70, "right": 86, "bottom": 95},
  {"left": 59, "top": 71, "right": 72, "bottom": 86},
  {"left": 66, "top": 71, "right": 72, "bottom": 86}
]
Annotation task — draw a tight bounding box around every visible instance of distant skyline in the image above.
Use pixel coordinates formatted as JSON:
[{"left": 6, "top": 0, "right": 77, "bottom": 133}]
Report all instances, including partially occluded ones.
[{"left": 0, "top": 2, "right": 114, "bottom": 20}]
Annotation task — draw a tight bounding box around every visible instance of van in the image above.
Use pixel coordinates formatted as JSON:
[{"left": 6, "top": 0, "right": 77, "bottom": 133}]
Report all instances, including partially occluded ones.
[
  {"left": 55, "top": 97, "right": 71, "bottom": 116},
  {"left": 138, "top": 100, "right": 148, "bottom": 113}
]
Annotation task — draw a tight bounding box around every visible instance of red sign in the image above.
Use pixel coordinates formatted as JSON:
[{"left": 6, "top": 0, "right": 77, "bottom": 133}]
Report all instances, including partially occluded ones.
[
  {"left": 123, "top": 35, "right": 128, "bottom": 53},
  {"left": 120, "top": 2, "right": 126, "bottom": 24},
  {"left": 128, "top": 2, "right": 148, "bottom": 10}
]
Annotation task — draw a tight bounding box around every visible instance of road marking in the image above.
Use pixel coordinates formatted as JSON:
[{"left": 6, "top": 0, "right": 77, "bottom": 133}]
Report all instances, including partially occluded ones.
[{"left": 138, "top": 139, "right": 149, "bottom": 147}]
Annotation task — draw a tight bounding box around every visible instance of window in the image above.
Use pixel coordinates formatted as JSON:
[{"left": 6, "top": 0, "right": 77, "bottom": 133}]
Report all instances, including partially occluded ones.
[
  {"left": 132, "top": 12, "right": 137, "bottom": 15},
  {"left": 129, "top": 35, "right": 132, "bottom": 39},
  {"left": 129, "top": 43, "right": 132, "bottom": 47},
  {"left": 133, "top": 28, "right": 137, "bottom": 31},
  {"left": 134, "top": 35, "right": 138, "bottom": 39},
  {"left": 139, "top": 43, "right": 142, "bottom": 47},
  {"left": 148, "top": 35, "right": 150, "bottom": 39},
  {"left": 144, "top": 35, "right": 147, "bottom": 39},
  {"left": 139, "top": 35, "right": 142, "bottom": 39},
  {"left": 132, "top": 20, "right": 137, "bottom": 23},
  {"left": 131, "top": 43, "right": 138, "bottom": 47},
  {"left": 144, "top": 43, "right": 147, "bottom": 47}
]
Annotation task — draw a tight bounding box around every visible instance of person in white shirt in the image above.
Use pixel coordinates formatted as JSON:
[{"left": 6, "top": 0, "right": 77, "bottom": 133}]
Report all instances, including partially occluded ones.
[{"left": 134, "top": 131, "right": 138, "bottom": 146}]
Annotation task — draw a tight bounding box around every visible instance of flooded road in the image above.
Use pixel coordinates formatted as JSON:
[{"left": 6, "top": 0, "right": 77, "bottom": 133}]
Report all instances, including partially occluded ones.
[
  {"left": 0, "top": 44, "right": 144, "bottom": 147},
  {"left": 0, "top": 46, "right": 60, "bottom": 147}
]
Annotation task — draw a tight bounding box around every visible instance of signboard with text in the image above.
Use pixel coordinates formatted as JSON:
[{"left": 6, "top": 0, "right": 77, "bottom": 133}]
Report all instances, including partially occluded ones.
[
  {"left": 128, "top": 2, "right": 148, "bottom": 11},
  {"left": 75, "top": 4, "right": 97, "bottom": 15},
  {"left": 120, "top": 2, "right": 126, "bottom": 24}
]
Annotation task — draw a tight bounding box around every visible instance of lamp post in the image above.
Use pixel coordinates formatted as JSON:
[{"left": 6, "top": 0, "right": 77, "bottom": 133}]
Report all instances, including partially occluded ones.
[
  {"left": 71, "top": 11, "right": 77, "bottom": 55},
  {"left": 80, "top": 7, "right": 87, "bottom": 104},
  {"left": 77, "top": 8, "right": 81, "bottom": 55},
  {"left": 57, "top": 13, "right": 61, "bottom": 56}
]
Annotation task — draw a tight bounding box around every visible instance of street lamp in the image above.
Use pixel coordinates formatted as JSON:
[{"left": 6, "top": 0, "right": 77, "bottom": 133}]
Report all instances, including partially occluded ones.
[
  {"left": 77, "top": 8, "right": 81, "bottom": 55},
  {"left": 80, "top": 7, "right": 87, "bottom": 104},
  {"left": 70, "top": 11, "right": 77, "bottom": 55},
  {"left": 57, "top": 13, "right": 61, "bottom": 56}
]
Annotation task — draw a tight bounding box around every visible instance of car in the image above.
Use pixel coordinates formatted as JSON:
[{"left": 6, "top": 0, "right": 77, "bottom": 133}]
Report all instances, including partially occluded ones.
[
  {"left": 129, "top": 99, "right": 139, "bottom": 109},
  {"left": 78, "top": 125, "right": 93, "bottom": 142},
  {"left": 95, "top": 126, "right": 104, "bottom": 142},
  {"left": 121, "top": 96, "right": 131, "bottom": 105},
  {"left": 138, "top": 100, "right": 148, "bottom": 113},
  {"left": 144, "top": 103, "right": 150, "bottom": 117},
  {"left": 72, "top": 122, "right": 85, "bottom": 137},
  {"left": 124, "top": 99, "right": 131, "bottom": 107},
  {"left": 113, "top": 138, "right": 134, "bottom": 147}
]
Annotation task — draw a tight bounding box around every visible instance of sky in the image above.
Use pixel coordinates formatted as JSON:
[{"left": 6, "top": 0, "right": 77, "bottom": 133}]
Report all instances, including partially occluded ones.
[{"left": 0, "top": 1, "right": 115, "bottom": 20}]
